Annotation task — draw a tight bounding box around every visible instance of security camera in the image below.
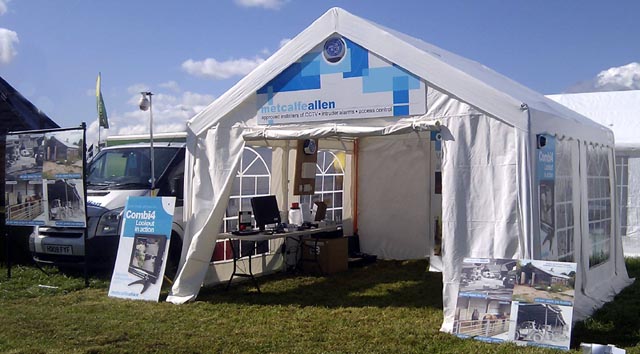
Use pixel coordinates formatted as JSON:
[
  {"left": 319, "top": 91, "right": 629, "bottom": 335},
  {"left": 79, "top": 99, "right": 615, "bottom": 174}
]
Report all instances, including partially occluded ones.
[
  {"left": 138, "top": 95, "right": 150, "bottom": 111},
  {"left": 536, "top": 134, "right": 547, "bottom": 149}
]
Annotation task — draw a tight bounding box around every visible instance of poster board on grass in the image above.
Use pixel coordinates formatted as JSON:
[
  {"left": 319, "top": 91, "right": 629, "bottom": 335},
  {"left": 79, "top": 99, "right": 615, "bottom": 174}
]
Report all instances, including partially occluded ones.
[
  {"left": 108, "top": 196, "right": 175, "bottom": 301},
  {"left": 453, "top": 258, "right": 576, "bottom": 351}
]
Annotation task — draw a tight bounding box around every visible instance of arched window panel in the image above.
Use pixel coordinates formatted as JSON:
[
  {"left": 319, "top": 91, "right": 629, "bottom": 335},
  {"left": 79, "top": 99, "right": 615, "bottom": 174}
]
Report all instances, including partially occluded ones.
[
  {"left": 318, "top": 150, "right": 345, "bottom": 174},
  {"left": 300, "top": 150, "right": 345, "bottom": 224},
  {"left": 212, "top": 146, "right": 273, "bottom": 263}
]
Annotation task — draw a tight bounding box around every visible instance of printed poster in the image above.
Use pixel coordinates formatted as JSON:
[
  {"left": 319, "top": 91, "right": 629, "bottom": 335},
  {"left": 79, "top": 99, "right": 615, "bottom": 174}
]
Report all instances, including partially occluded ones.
[
  {"left": 108, "top": 196, "right": 175, "bottom": 301},
  {"left": 510, "top": 259, "right": 576, "bottom": 350},
  {"left": 5, "top": 128, "right": 86, "bottom": 228},
  {"left": 454, "top": 258, "right": 576, "bottom": 351},
  {"left": 453, "top": 258, "right": 517, "bottom": 343},
  {"left": 537, "top": 134, "right": 556, "bottom": 260}
]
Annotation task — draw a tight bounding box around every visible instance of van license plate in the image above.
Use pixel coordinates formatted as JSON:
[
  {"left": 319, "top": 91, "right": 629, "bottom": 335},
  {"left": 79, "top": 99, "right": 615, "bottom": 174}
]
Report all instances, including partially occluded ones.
[{"left": 44, "top": 244, "right": 73, "bottom": 255}]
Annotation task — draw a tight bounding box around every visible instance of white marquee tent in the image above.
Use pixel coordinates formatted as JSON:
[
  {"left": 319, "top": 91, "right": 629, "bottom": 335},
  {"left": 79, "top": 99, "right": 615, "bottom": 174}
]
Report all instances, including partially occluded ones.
[
  {"left": 548, "top": 90, "right": 640, "bottom": 238},
  {"left": 167, "top": 7, "right": 631, "bottom": 331}
]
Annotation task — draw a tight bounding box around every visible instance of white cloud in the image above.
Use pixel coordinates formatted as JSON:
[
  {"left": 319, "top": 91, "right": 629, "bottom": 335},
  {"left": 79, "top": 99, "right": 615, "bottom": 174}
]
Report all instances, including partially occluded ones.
[
  {"left": 181, "top": 57, "right": 265, "bottom": 80},
  {"left": 159, "top": 80, "right": 181, "bottom": 93},
  {"left": 0, "top": 28, "right": 18, "bottom": 64},
  {"left": 260, "top": 48, "right": 271, "bottom": 56},
  {"left": 279, "top": 38, "right": 291, "bottom": 48},
  {"left": 86, "top": 88, "right": 215, "bottom": 146},
  {"left": 234, "top": 0, "right": 287, "bottom": 10},
  {"left": 566, "top": 62, "right": 640, "bottom": 93},
  {"left": 0, "top": 0, "right": 9, "bottom": 16},
  {"left": 127, "top": 83, "right": 150, "bottom": 95},
  {"left": 594, "top": 62, "right": 640, "bottom": 90}
]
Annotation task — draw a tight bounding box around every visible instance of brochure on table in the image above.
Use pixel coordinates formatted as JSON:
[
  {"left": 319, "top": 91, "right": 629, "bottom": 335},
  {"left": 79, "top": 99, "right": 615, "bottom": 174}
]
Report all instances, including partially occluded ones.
[
  {"left": 108, "top": 196, "right": 175, "bottom": 301},
  {"left": 453, "top": 258, "right": 576, "bottom": 351}
]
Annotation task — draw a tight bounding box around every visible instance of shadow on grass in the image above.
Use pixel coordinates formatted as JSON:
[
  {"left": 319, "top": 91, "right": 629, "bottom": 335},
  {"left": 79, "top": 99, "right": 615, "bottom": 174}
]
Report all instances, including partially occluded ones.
[
  {"left": 571, "top": 257, "right": 640, "bottom": 348},
  {"left": 196, "top": 259, "right": 444, "bottom": 310}
]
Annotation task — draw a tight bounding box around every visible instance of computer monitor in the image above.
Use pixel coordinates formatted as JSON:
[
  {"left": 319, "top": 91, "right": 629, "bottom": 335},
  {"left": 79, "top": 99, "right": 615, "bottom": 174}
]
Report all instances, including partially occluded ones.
[
  {"left": 128, "top": 233, "right": 167, "bottom": 294},
  {"left": 251, "top": 195, "right": 281, "bottom": 231}
]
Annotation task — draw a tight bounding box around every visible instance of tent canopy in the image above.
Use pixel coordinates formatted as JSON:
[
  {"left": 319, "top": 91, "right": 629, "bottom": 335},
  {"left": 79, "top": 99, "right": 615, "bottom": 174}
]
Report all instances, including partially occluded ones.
[
  {"left": 187, "top": 8, "right": 611, "bottom": 145},
  {"left": 548, "top": 90, "right": 640, "bottom": 152},
  {"left": 167, "top": 7, "right": 631, "bottom": 333}
]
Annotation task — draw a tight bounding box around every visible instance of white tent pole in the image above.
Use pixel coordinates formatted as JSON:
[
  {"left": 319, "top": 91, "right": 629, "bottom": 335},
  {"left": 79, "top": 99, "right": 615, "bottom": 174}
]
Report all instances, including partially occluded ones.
[{"left": 283, "top": 140, "right": 290, "bottom": 217}]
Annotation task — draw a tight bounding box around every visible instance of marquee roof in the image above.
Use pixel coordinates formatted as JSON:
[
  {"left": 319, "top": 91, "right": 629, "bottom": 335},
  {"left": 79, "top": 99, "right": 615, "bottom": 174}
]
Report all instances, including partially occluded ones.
[
  {"left": 188, "top": 7, "right": 610, "bottom": 143},
  {"left": 548, "top": 90, "right": 640, "bottom": 149}
]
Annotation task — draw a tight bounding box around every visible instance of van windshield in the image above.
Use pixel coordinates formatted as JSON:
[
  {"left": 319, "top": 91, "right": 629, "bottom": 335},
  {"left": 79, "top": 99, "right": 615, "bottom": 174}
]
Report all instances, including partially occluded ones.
[{"left": 87, "top": 147, "right": 180, "bottom": 189}]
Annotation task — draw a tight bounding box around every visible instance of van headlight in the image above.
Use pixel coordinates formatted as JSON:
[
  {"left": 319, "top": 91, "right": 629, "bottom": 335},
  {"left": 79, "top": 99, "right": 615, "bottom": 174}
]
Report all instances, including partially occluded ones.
[{"left": 96, "top": 208, "right": 123, "bottom": 236}]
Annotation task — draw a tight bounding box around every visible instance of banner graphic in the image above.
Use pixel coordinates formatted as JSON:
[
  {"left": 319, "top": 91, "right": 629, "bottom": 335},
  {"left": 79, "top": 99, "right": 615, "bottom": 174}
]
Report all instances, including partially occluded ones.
[
  {"left": 256, "top": 35, "right": 426, "bottom": 125},
  {"left": 108, "top": 196, "right": 175, "bottom": 301}
]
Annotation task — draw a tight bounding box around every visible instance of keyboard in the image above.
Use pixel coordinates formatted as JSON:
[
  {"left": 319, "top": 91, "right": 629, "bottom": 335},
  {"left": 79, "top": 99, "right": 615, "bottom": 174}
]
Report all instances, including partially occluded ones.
[{"left": 231, "top": 230, "right": 260, "bottom": 236}]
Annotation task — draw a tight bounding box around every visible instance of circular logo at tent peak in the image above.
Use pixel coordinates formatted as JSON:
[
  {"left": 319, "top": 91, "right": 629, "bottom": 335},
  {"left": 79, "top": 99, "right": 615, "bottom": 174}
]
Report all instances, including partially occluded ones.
[{"left": 323, "top": 37, "right": 346, "bottom": 64}]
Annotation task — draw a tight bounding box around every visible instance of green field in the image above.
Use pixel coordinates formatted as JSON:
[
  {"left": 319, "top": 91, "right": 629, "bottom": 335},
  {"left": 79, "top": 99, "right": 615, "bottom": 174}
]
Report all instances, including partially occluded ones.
[{"left": 1, "top": 259, "right": 639, "bottom": 353}]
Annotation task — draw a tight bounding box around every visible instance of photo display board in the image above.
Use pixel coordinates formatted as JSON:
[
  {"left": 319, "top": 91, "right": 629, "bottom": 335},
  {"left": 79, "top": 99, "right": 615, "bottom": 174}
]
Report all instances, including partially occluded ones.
[
  {"left": 108, "top": 196, "right": 175, "bottom": 301},
  {"left": 5, "top": 127, "right": 86, "bottom": 227},
  {"left": 454, "top": 258, "right": 576, "bottom": 351}
]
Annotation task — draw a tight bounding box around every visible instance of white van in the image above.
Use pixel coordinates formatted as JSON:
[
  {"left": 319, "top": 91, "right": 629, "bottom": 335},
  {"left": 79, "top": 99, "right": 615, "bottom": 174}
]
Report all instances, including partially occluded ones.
[{"left": 29, "top": 141, "right": 186, "bottom": 278}]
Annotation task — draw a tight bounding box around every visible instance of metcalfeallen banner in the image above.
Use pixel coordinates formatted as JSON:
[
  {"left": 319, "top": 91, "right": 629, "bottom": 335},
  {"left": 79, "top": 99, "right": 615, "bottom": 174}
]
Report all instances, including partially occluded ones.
[
  {"left": 108, "top": 196, "right": 175, "bottom": 302},
  {"left": 453, "top": 258, "right": 576, "bottom": 351},
  {"left": 256, "top": 35, "right": 426, "bottom": 125},
  {"left": 536, "top": 134, "right": 556, "bottom": 260},
  {"left": 4, "top": 127, "right": 86, "bottom": 228}
]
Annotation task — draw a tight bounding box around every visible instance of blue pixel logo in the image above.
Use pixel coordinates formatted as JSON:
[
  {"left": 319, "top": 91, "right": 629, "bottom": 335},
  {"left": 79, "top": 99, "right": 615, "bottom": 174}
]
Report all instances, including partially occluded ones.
[{"left": 323, "top": 37, "right": 346, "bottom": 63}]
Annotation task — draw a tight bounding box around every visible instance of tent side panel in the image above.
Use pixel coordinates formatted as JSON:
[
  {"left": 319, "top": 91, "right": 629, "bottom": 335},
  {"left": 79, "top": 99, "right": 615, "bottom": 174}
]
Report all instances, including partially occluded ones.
[
  {"left": 574, "top": 145, "right": 633, "bottom": 320},
  {"left": 439, "top": 114, "right": 521, "bottom": 331},
  {"left": 626, "top": 156, "right": 640, "bottom": 237},
  {"left": 357, "top": 133, "right": 431, "bottom": 260},
  {"left": 167, "top": 125, "right": 246, "bottom": 304}
]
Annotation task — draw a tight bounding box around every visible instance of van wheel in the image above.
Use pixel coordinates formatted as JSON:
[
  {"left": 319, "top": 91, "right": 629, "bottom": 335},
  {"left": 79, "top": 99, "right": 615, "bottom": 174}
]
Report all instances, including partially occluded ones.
[{"left": 164, "top": 234, "right": 182, "bottom": 281}]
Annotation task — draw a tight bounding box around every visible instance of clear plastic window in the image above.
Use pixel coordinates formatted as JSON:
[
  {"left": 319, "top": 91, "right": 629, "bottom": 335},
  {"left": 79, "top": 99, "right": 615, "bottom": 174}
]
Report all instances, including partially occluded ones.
[{"left": 587, "top": 145, "right": 612, "bottom": 267}]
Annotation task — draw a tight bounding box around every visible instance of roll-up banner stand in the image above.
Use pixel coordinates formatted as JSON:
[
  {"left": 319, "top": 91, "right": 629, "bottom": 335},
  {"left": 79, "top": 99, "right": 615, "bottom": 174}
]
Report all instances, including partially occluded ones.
[{"left": 108, "top": 196, "right": 176, "bottom": 301}]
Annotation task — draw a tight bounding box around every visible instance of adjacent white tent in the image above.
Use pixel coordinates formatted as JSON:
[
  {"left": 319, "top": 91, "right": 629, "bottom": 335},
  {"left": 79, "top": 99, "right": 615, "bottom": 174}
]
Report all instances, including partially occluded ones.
[
  {"left": 167, "top": 7, "right": 631, "bottom": 331},
  {"left": 548, "top": 90, "right": 640, "bottom": 238}
]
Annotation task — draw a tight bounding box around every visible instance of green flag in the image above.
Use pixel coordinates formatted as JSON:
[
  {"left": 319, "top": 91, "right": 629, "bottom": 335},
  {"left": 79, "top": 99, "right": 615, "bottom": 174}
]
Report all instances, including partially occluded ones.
[{"left": 96, "top": 73, "right": 109, "bottom": 129}]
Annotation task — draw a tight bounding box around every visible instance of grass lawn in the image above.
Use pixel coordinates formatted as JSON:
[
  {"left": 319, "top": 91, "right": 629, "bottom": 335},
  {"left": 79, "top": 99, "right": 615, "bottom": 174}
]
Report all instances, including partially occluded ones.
[{"left": 1, "top": 258, "right": 639, "bottom": 353}]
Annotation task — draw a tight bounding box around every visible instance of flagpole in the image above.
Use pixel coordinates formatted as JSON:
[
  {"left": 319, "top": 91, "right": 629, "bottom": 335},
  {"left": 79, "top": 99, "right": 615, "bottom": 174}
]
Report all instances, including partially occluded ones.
[
  {"left": 96, "top": 72, "right": 108, "bottom": 153},
  {"left": 97, "top": 72, "right": 100, "bottom": 151}
]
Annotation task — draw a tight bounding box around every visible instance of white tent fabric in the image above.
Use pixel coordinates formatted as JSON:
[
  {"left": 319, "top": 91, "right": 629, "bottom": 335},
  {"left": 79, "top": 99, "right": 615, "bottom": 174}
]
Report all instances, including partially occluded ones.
[
  {"left": 547, "top": 91, "right": 640, "bottom": 150},
  {"left": 358, "top": 133, "right": 432, "bottom": 259},
  {"left": 630, "top": 158, "right": 640, "bottom": 237},
  {"left": 548, "top": 91, "right": 640, "bottom": 238},
  {"left": 167, "top": 7, "right": 631, "bottom": 333}
]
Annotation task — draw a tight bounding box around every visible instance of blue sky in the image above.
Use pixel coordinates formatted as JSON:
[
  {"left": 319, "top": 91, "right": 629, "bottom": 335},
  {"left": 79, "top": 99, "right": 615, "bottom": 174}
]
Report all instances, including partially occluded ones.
[{"left": 1, "top": 0, "right": 638, "bottom": 144}]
